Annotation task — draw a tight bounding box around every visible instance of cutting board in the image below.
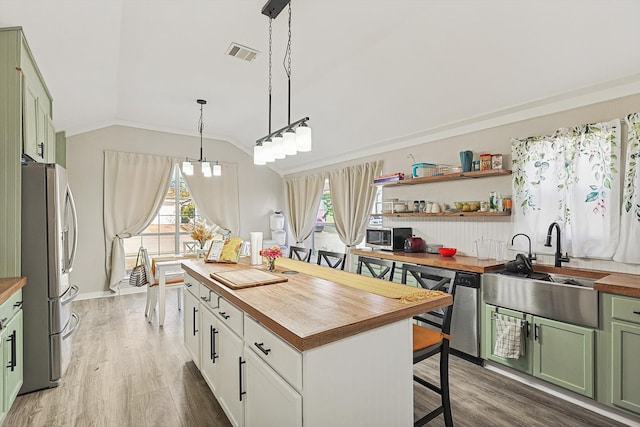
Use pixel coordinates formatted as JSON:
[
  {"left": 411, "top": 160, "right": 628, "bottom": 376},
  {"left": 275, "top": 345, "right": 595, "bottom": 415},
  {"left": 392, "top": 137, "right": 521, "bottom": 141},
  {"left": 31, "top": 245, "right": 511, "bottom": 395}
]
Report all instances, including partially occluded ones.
[{"left": 210, "top": 269, "right": 288, "bottom": 289}]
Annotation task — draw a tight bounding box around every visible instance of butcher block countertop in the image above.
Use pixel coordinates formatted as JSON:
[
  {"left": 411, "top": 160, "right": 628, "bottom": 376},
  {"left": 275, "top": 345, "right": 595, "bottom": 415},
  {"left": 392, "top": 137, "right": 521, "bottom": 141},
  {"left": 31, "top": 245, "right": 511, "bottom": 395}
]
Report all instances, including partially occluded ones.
[
  {"left": 351, "top": 249, "right": 506, "bottom": 273},
  {"left": 182, "top": 259, "right": 452, "bottom": 351},
  {"left": 0, "top": 277, "right": 26, "bottom": 305},
  {"left": 595, "top": 274, "right": 640, "bottom": 298}
]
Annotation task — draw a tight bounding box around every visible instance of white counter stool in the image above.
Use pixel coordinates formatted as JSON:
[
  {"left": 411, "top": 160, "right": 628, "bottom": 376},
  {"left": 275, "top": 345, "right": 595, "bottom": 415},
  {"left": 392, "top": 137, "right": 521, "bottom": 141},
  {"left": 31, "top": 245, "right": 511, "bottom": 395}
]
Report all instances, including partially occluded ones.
[
  {"left": 402, "top": 263, "right": 457, "bottom": 427},
  {"left": 141, "top": 248, "right": 185, "bottom": 327}
]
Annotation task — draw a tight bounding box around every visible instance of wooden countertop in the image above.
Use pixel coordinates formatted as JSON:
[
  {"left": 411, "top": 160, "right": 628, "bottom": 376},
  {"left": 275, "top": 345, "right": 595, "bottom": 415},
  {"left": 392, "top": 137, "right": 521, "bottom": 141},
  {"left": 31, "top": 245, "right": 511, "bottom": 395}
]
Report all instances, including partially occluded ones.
[
  {"left": 0, "top": 277, "right": 26, "bottom": 305},
  {"left": 182, "top": 259, "right": 452, "bottom": 352},
  {"left": 353, "top": 249, "right": 640, "bottom": 298},
  {"left": 351, "top": 249, "right": 505, "bottom": 273},
  {"left": 595, "top": 274, "right": 640, "bottom": 298}
]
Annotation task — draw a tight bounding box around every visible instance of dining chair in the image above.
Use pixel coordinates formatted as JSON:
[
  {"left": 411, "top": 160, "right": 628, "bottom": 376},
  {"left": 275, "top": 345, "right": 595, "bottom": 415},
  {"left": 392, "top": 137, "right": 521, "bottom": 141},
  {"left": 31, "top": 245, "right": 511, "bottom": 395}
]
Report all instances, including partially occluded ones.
[
  {"left": 356, "top": 256, "right": 396, "bottom": 281},
  {"left": 402, "top": 263, "right": 457, "bottom": 427},
  {"left": 289, "top": 245, "right": 312, "bottom": 262},
  {"left": 141, "top": 248, "right": 184, "bottom": 321},
  {"left": 316, "top": 250, "right": 347, "bottom": 270}
]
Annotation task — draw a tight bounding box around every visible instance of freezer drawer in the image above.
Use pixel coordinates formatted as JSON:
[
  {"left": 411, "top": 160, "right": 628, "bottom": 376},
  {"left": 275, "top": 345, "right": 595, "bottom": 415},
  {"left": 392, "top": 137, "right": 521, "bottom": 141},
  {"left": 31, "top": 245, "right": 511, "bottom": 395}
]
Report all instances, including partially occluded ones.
[{"left": 50, "top": 312, "right": 80, "bottom": 383}]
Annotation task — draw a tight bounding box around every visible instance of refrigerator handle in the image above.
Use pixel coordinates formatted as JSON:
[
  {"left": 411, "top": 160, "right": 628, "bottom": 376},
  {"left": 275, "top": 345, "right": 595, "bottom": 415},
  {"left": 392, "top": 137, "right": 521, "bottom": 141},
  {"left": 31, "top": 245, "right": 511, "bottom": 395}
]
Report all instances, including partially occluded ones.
[
  {"left": 65, "top": 185, "right": 79, "bottom": 273},
  {"left": 62, "top": 312, "right": 80, "bottom": 339},
  {"left": 61, "top": 285, "right": 79, "bottom": 306}
]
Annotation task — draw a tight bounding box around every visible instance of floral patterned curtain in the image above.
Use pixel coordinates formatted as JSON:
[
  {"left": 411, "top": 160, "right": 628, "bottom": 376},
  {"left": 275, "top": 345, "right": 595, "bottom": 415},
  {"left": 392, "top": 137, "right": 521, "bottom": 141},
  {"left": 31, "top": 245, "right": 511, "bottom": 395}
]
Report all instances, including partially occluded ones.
[
  {"left": 614, "top": 113, "right": 640, "bottom": 263},
  {"left": 511, "top": 118, "right": 621, "bottom": 258}
]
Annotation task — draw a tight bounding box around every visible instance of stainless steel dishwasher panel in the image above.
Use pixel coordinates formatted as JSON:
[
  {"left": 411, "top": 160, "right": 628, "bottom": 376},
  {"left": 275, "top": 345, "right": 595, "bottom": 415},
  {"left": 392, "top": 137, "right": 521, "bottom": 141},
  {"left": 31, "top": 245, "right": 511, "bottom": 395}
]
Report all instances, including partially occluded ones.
[{"left": 449, "top": 284, "right": 478, "bottom": 357}]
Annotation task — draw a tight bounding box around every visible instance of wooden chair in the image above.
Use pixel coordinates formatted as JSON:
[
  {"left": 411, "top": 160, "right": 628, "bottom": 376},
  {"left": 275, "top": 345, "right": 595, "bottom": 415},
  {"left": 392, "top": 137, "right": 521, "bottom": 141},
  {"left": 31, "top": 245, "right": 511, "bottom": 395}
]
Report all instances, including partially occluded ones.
[
  {"left": 356, "top": 256, "right": 396, "bottom": 281},
  {"left": 141, "top": 248, "right": 184, "bottom": 321},
  {"left": 289, "top": 245, "right": 312, "bottom": 262},
  {"left": 402, "top": 263, "right": 457, "bottom": 427},
  {"left": 316, "top": 250, "right": 346, "bottom": 270}
]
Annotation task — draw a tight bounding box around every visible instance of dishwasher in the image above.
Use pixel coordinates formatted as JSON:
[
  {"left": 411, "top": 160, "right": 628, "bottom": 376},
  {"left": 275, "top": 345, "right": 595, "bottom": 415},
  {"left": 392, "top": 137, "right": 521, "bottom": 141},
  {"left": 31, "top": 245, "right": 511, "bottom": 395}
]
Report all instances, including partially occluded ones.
[{"left": 405, "top": 264, "right": 482, "bottom": 364}]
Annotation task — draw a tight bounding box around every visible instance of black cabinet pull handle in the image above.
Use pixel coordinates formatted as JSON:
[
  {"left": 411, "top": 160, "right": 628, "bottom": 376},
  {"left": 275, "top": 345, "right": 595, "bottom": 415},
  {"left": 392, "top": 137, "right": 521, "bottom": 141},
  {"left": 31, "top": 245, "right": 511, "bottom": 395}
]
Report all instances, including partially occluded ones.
[
  {"left": 210, "top": 327, "right": 218, "bottom": 362},
  {"left": 38, "top": 142, "right": 44, "bottom": 158},
  {"left": 13, "top": 301, "right": 23, "bottom": 308},
  {"left": 185, "top": 282, "right": 192, "bottom": 287},
  {"left": 633, "top": 311, "right": 640, "bottom": 315},
  {"left": 6, "top": 330, "right": 16, "bottom": 371},
  {"left": 534, "top": 324, "right": 539, "bottom": 341},
  {"left": 254, "top": 342, "right": 271, "bottom": 355},
  {"left": 238, "top": 357, "right": 246, "bottom": 402},
  {"left": 192, "top": 307, "right": 198, "bottom": 336},
  {"left": 218, "top": 311, "right": 230, "bottom": 320}
]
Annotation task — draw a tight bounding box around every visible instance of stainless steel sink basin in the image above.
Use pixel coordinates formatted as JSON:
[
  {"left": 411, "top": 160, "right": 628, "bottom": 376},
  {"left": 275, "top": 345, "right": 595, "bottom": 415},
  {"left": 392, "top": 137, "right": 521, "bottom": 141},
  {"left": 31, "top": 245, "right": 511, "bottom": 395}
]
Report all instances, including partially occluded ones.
[{"left": 483, "top": 272, "right": 599, "bottom": 328}]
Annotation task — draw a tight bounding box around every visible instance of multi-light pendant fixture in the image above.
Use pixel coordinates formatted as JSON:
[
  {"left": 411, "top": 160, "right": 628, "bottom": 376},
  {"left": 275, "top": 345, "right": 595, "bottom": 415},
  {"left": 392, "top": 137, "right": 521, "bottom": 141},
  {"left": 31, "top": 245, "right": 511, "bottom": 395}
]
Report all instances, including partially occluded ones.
[
  {"left": 254, "top": 0, "right": 311, "bottom": 165},
  {"left": 183, "top": 99, "right": 221, "bottom": 177}
]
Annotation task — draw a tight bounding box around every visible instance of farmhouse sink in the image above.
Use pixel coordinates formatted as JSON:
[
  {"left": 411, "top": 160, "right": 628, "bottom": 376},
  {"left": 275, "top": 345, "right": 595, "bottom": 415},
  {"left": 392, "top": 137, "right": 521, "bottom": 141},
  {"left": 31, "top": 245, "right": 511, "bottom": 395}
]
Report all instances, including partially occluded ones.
[{"left": 483, "top": 271, "right": 600, "bottom": 328}]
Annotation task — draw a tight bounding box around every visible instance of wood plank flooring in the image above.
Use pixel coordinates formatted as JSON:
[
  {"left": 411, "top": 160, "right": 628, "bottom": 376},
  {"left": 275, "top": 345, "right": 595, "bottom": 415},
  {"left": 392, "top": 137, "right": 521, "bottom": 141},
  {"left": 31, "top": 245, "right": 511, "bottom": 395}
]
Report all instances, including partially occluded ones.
[{"left": 5, "top": 288, "right": 638, "bottom": 426}]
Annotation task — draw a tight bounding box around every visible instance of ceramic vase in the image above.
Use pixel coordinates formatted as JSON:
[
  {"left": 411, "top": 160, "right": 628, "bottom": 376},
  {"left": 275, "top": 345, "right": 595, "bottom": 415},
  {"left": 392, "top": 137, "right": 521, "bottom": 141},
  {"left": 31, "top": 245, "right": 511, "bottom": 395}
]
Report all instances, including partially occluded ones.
[{"left": 459, "top": 150, "right": 473, "bottom": 172}]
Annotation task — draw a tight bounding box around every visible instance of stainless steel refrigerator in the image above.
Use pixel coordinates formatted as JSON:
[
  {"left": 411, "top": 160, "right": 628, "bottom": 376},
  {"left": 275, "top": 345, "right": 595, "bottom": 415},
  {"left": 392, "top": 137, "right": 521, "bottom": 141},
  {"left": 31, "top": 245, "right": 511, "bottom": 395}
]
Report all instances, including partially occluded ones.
[{"left": 20, "top": 162, "right": 80, "bottom": 394}]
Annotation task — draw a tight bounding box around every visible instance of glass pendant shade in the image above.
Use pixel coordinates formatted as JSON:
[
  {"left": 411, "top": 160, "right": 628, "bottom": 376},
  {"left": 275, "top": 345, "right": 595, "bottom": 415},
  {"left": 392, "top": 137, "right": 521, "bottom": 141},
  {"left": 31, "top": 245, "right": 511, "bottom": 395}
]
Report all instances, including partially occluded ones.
[
  {"left": 202, "top": 162, "right": 212, "bottom": 177},
  {"left": 182, "top": 161, "right": 194, "bottom": 176},
  {"left": 296, "top": 123, "right": 312, "bottom": 152},
  {"left": 253, "top": 144, "right": 266, "bottom": 165},
  {"left": 283, "top": 128, "right": 297, "bottom": 155},
  {"left": 213, "top": 163, "right": 222, "bottom": 176},
  {"left": 262, "top": 137, "right": 275, "bottom": 162},
  {"left": 272, "top": 133, "right": 285, "bottom": 159}
]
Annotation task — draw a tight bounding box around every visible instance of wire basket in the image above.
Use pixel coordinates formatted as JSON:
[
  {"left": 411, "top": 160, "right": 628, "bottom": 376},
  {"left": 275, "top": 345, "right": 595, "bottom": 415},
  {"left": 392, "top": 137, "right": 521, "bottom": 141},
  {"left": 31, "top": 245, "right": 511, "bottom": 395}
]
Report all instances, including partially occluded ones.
[{"left": 435, "top": 164, "right": 451, "bottom": 176}]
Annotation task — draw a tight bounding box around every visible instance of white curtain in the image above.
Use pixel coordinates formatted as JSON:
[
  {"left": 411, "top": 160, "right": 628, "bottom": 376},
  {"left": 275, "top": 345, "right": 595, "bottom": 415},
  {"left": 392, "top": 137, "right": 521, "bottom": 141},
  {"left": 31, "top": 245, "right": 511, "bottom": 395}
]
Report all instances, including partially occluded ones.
[
  {"left": 511, "top": 119, "right": 621, "bottom": 258},
  {"left": 179, "top": 162, "right": 240, "bottom": 235},
  {"left": 614, "top": 113, "right": 640, "bottom": 263},
  {"left": 284, "top": 173, "right": 326, "bottom": 244},
  {"left": 104, "top": 151, "right": 174, "bottom": 291},
  {"left": 329, "top": 160, "right": 383, "bottom": 269}
]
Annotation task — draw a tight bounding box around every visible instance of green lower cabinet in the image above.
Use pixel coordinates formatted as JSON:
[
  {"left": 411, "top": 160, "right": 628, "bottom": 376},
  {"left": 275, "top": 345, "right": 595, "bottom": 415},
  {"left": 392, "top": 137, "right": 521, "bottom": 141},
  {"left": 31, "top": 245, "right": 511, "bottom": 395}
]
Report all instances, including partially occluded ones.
[
  {"left": 0, "top": 307, "right": 23, "bottom": 423},
  {"left": 484, "top": 304, "right": 533, "bottom": 374},
  {"left": 611, "top": 321, "right": 640, "bottom": 414},
  {"left": 533, "top": 317, "right": 594, "bottom": 397},
  {"left": 483, "top": 303, "right": 595, "bottom": 398}
]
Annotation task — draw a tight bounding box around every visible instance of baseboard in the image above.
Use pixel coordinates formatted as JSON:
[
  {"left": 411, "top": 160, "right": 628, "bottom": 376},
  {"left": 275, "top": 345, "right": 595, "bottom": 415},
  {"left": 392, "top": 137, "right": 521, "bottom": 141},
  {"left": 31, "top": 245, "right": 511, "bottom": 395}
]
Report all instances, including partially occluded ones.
[
  {"left": 484, "top": 362, "right": 640, "bottom": 427},
  {"left": 76, "top": 286, "right": 147, "bottom": 301}
]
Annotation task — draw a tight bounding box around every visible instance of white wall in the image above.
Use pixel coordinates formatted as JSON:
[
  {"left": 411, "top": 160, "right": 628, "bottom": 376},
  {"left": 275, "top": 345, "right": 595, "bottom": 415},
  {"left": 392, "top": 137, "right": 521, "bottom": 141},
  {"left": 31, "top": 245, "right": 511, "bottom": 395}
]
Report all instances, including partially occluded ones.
[
  {"left": 66, "top": 125, "right": 284, "bottom": 297},
  {"left": 286, "top": 93, "right": 640, "bottom": 276}
]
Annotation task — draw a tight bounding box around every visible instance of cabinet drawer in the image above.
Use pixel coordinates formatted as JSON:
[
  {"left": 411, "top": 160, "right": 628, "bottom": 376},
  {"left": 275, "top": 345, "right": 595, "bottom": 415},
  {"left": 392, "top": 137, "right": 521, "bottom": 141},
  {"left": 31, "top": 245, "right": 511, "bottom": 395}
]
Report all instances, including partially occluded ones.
[
  {"left": 0, "top": 290, "right": 23, "bottom": 328},
  {"left": 215, "top": 298, "right": 243, "bottom": 337},
  {"left": 245, "top": 315, "right": 302, "bottom": 391},
  {"left": 611, "top": 295, "right": 640, "bottom": 325},
  {"left": 183, "top": 273, "right": 200, "bottom": 298}
]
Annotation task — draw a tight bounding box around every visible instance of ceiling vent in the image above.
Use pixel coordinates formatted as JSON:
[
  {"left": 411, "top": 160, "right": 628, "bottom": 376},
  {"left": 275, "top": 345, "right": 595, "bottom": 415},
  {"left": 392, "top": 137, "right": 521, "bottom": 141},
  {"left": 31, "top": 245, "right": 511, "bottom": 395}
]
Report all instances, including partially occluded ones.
[{"left": 226, "top": 43, "right": 259, "bottom": 62}]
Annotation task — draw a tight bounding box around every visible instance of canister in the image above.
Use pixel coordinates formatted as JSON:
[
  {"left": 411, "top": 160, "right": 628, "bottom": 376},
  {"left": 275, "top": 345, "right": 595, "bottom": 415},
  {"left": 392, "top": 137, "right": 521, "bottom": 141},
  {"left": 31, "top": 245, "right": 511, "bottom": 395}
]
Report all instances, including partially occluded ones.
[
  {"left": 472, "top": 160, "right": 480, "bottom": 171},
  {"left": 480, "top": 153, "right": 492, "bottom": 171},
  {"left": 491, "top": 154, "right": 503, "bottom": 169}
]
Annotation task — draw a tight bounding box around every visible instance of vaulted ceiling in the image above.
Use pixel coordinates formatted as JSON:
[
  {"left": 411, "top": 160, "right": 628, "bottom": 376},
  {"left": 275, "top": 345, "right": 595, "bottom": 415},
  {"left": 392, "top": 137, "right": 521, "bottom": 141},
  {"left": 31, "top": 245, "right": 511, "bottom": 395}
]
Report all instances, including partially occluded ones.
[{"left": 1, "top": 0, "right": 639, "bottom": 175}]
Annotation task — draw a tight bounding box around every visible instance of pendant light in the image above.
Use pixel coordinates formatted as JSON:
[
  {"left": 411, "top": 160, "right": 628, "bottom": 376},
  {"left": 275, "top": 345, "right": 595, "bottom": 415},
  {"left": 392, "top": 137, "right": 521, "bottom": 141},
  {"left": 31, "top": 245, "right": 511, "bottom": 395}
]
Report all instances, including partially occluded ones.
[
  {"left": 183, "top": 99, "right": 222, "bottom": 177},
  {"left": 254, "top": 0, "right": 311, "bottom": 165}
]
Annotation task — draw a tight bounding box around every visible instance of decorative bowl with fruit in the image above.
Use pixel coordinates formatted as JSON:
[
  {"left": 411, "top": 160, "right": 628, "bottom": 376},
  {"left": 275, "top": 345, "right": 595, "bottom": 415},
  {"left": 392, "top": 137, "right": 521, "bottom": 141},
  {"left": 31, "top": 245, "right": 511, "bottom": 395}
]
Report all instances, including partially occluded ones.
[{"left": 454, "top": 201, "right": 480, "bottom": 212}]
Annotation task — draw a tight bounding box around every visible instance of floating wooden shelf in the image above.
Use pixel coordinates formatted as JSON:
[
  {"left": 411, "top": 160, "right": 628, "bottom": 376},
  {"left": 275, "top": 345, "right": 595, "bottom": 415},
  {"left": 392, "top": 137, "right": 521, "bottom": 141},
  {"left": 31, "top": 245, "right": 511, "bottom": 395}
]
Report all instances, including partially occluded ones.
[
  {"left": 376, "top": 169, "right": 512, "bottom": 187},
  {"left": 381, "top": 211, "right": 511, "bottom": 218}
]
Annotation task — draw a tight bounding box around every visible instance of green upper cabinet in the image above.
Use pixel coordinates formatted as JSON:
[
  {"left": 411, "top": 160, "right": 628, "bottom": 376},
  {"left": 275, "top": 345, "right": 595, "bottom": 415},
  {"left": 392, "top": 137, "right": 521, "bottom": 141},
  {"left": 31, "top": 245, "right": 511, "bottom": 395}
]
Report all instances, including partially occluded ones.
[{"left": 0, "top": 26, "right": 54, "bottom": 277}]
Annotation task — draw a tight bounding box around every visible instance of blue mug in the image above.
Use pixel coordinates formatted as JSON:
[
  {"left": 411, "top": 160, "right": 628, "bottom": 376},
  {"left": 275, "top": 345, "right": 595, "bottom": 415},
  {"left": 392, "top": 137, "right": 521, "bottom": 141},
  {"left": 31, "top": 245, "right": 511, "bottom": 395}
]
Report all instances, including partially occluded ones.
[{"left": 459, "top": 151, "right": 473, "bottom": 172}]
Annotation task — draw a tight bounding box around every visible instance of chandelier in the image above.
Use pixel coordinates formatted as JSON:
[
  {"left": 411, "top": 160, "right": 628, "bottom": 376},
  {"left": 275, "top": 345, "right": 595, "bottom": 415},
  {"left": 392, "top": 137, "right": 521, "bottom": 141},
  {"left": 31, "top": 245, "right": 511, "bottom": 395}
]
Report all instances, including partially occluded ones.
[
  {"left": 183, "top": 99, "right": 221, "bottom": 177},
  {"left": 254, "top": 0, "right": 311, "bottom": 165}
]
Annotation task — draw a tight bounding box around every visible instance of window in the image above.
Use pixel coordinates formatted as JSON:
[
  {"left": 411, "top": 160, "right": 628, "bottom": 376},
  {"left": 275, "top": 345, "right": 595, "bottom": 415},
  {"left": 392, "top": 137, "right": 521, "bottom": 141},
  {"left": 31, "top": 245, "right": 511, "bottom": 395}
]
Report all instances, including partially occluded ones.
[
  {"left": 123, "top": 166, "right": 203, "bottom": 271},
  {"left": 312, "top": 179, "right": 343, "bottom": 253}
]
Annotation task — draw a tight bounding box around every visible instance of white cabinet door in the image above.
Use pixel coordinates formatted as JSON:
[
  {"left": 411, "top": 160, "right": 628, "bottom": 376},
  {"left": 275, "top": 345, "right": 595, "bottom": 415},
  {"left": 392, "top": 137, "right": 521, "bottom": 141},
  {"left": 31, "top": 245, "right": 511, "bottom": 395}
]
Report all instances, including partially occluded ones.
[
  {"left": 183, "top": 289, "right": 200, "bottom": 368},
  {"left": 217, "top": 322, "right": 244, "bottom": 427},
  {"left": 245, "top": 348, "right": 302, "bottom": 427},
  {"left": 200, "top": 305, "right": 221, "bottom": 394}
]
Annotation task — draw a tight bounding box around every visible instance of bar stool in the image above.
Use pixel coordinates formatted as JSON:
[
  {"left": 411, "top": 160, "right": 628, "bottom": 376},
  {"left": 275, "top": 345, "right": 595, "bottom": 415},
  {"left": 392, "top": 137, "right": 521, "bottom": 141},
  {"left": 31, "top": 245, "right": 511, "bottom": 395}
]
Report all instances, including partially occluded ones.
[
  {"left": 289, "top": 246, "right": 312, "bottom": 262},
  {"left": 356, "top": 256, "right": 396, "bottom": 280},
  {"left": 316, "top": 250, "right": 347, "bottom": 270},
  {"left": 402, "top": 263, "right": 457, "bottom": 426}
]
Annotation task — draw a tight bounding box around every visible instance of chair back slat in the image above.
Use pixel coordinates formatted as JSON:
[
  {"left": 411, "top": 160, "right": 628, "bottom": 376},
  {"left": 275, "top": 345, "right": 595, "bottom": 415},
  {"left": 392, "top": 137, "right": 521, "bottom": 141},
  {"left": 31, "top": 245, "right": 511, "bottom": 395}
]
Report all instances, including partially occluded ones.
[
  {"left": 356, "top": 256, "right": 396, "bottom": 281},
  {"left": 289, "top": 246, "right": 312, "bottom": 262},
  {"left": 316, "top": 250, "right": 346, "bottom": 270}
]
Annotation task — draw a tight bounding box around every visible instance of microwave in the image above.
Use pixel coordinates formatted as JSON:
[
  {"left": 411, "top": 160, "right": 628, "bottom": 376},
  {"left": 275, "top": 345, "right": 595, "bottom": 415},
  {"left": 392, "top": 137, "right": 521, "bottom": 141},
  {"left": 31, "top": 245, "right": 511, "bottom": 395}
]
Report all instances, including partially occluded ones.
[{"left": 365, "top": 227, "right": 412, "bottom": 251}]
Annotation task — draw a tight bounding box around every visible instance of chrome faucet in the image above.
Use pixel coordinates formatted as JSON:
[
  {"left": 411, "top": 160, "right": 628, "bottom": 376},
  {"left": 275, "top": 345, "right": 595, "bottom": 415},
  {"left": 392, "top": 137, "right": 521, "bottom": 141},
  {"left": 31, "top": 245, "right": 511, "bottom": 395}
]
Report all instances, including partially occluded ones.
[
  {"left": 511, "top": 233, "right": 537, "bottom": 262},
  {"left": 544, "top": 222, "right": 570, "bottom": 267}
]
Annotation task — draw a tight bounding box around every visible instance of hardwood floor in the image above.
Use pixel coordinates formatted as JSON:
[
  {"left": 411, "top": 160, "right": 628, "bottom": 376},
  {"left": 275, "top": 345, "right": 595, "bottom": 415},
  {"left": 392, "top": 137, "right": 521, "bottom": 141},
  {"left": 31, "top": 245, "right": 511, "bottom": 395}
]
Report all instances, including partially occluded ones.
[{"left": 6, "top": 288, "right": 637, "bottom": 426}]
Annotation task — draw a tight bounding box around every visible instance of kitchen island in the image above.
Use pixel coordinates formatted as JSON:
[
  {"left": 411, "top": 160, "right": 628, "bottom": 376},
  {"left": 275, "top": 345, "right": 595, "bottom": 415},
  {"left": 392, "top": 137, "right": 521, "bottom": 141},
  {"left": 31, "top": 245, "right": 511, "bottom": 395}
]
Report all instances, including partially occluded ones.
[{"left": 181, "top": 258, "right": 452, "bottom": 427}]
